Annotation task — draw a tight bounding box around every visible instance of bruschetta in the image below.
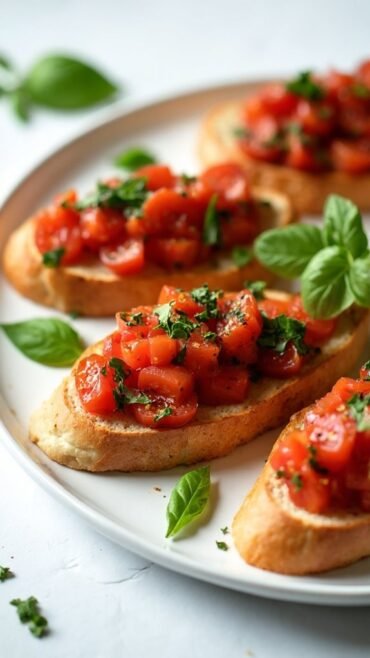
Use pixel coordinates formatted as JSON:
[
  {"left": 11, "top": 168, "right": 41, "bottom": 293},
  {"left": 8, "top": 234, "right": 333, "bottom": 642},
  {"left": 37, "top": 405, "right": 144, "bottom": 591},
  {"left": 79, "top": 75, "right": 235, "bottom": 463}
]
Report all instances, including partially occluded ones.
[
  {"left": 233, "top": 363, "right": 370, "bottom": 575},
  {"left": 2, "top": 163, "right": 293, "bottom": 316},
  {"left": 199, "top": 60, "right": 370, "bottom": 213},
  {"left": 29, "top": 283, "right": 368, "bottom": 472}
]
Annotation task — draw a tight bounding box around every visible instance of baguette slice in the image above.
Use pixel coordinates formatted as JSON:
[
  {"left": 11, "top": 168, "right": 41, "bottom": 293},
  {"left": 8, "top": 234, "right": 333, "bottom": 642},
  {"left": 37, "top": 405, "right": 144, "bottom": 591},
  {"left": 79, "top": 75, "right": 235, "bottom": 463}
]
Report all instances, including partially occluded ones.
[
  {"left": 232, "top": 407, "right": 370, "bottom": 575},
  {"left": 2, "top": 187, "right": 293, "bottom": 317},
  {"left": 199, "top": 101, "right": 370, "bottom": 214},
  {"left": 29, "top": 296, "right": 369, "bottom": 473}
]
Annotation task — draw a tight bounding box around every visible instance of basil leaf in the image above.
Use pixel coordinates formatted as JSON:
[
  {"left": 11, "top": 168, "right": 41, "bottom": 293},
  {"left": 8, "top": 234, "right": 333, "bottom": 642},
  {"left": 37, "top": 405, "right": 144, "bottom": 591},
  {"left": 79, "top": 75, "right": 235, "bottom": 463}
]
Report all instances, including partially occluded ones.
[
  {"left": 301, "top": 246, "right": 354, "bottom": 319},
  {"left": 244, "top": 280, "right": 266, "bottom": 300},
  {"left": 25, "top": 55, "right": 118, "bottom": 109},
  {"left": 286, "top": 71, "right": 324, "bottom": 100},
  {"left": 166, "top": 466, "right": 210, "bottom": 538},
  {"left": 203, "top": 194, "right": 220, "bottom": 246},
  {"left": 255, "top": 224, "right": 324, "bottom": 278},
  {"left": 10, "top": 87, "right": 31, "bottom": 122},
  {"left": 154, "top": 303, "right": 198, "bottom": 339},
  {"left": 76, "top": 178, "right": 147, "bottom": 211},
  {"left": 114, "top": 147, "right": 156, "bottom": 171},
  {"left": 348, "top": 253, "right": 370, "bottom": 307},
  {"left": 231, "top": 245, "right": 253, "bottom": 268},
  {"left": 42, "top": 247, "right": 65, "bottom": 268},
  {"left": 0, "top": 318, "right": 84, "bottom": 367},
  {"left": 323, "top": 195, "right": 368, "bottom": 258}
]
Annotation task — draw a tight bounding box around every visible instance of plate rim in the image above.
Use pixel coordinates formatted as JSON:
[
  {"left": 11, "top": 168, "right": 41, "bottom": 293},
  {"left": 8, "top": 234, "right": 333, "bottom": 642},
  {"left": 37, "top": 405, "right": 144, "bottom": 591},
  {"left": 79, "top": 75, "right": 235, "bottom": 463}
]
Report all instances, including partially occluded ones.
[{"left": 1, "top": 79, "right": 370, "bottom": 606}]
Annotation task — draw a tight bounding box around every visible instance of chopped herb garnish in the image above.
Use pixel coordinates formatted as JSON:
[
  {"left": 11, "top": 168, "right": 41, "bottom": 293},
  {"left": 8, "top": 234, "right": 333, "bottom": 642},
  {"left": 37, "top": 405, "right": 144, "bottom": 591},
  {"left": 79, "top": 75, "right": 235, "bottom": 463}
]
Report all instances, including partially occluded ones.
[
  {"left": 220, "top": 526, "right": 229, "bottom": 535},
  {"left": 244, "top": 280, "right": 266, "bottom": 300},
  {"left": 154, "top": 407, "right": 173, "bottom": 423},
  {"left": 192, "top": 284, "right": 221, "bottom": 322},
  {"left": 11, "top": 597, "right": 48, "bottom": 638},
  {"left": 216, "top": 541, "right": 229, "bottom": 551},
  {"left": 291, "top": 473, "right": 303, "bottom": 491},
  {"left": 347, "top": 393, "right": 370, "bottom": 431},
  {"left": 258, "top": 313, "right": 309, "bottom": 355},
  {"left": 231, "top": 245, "right": 253, "bottom": 268},
  {"left": 76, "top": 177, "right": 148, "bottom": 213},
  {"left": 180, "top": 173, "right": 197, "bottom": 185},
  {"left": 120, "top": 311, "right": 144, "bottom": 326},
  {"left": 352, "top": 83, "right": 370, "bottom": 99},
  {"left": 204, "top": 331, "right": 217, "bottom": 342},
  {"left": 42, "top": 247, "right": 65, "bottom": 268},
  {"left": 101, "top": 366, "right": 107, "bottom": 376},
  {"left": 203, "top": 194, "right": 221, "bottom": 246},
  {"left": 0, "top": 566, "right": 12, "bottom": 582},
  {"left": 276, "top": 469, "right": 286, "bottom": 479},
  {"left": 286, "top": 71, "right": 324, "bottom": 100},
  {"left": 173, "top": 344, "right": 187, "bottom": 364},
  {"left": 361, "top": 360, "right": 370, "bottom": 381},
  {"left": 154, "top": 303, "right": 198, "bottom": 339},
  {"left": 308, "top": 445, "right": 328, "bottom": 474},
  {"left": 233, "top": 126, "right": 250, "bottom": 139},
  {"left": 114, "top": 147, "right": 156, "bottom": 171},
  {"left": 108, "top": 357, "right": 151, "bottom": 408}
]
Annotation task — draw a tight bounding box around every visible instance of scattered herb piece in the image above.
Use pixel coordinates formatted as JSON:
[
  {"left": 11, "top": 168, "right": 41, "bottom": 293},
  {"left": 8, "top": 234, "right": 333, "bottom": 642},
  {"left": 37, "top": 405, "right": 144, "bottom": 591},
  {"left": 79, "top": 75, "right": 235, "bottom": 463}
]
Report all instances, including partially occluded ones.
[
  {"left": 244, "top": 280, "right": 266, "bottom": 300},
  {"left": 173, "top": 344, "right": 187, "bottom": 364},
  {"left": 276, "top": 469, "right": 286, "bottom": 479},
  {"left": 155, "top": 303, "right": 198, "bottom": 339},
  {"left": 76, "top": 178, "right": 148, "bottom": 215},
  {"left": 216, "top": 541, "right": 229, "bottom": 551},
  {"left": 220, "top": 526, "right": 229, "bottom": 535},
  {"left": 0, "top": 318, "right": 84, "bottom": 367},
  {"left": 352, "top": 83, "right": 370, "bottom": 99},
  {"left": 120, "top": 311, "right": 144, "bottom": 326},
  {"left": 165, "top": 466, "right": 211, "bottom": 538},
  {"left": 0, "top": 566, "right": 12, "bottom": 582},
  {"left": 114, "top": 147, "right": 156, "bottom": 171},
  {"left": 291, "top": 473, "right": 303, "bottom": 491},
  {"left": 308, "top": 445, "right": 328, "bottom": 474},
  {"left": 347, "top": 393, "right": 370, "bottom": 431},
  {"left": 180, "top": 173, "right": 197, "bottom": 185},
  {"left": 192, "top": 284, "right": 221, "bottom": 322},
  {"left": 11, "top": 597, "right": 48, "bottom": 638},
  {"left": 204, "top": 331, "right": 217, "bottom": 342},
  {"left": 42, "top": 247, "right": 65, "bottom": 268},
  {"left": 286, "top": 71, "right": 324, "bottom": 100},
  {"left": 233, "top": 126, "right": 250, "bottom": 139},
  {"left": 361, "top": 360, "right": 370, "bottom": 381},
  {"left": 231, "top": 245, "right": 253, "bottom": 268},
  {"left": 108, "top": 357, "right": 151, "bottom": 408},
  {"left": 154, "top": 407, "right": 173, "bottom": 423},
  {"left": 258, "top": 314, "right": 308, "bottom": 355},
  {"left": 203, "top": 194, "right": 221, "bottom": 246}
]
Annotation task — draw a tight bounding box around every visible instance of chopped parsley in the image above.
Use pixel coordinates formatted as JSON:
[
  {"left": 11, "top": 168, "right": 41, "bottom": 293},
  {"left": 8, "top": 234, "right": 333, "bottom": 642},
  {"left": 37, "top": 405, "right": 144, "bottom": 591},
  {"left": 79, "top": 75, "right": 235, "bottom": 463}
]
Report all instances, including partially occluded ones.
[
  {"left": 216, "top": 541, "right": 229, "bottom": 551},
  {"left": 203, "top": 194, "right": 221, "bottom": 246},
  {"left": 347, "top": 393, "right": 370, "bottom": 431},
  {"left": 258, "top": 313, "right": 309, "bottom": 355},
  {"left": 120, "top": 311, "right": 144, "bottom": 326},
  {"left": 0, "top": 566, "right": 12, "bottom": 582},
  {"left": 173, "top": 344, "right": 187, "bottom": 364},
  {"left": 308, "top": 445, "right": 328, "bottom": 474},
  {"left": 233, "top": 126, "right": 251, "bottom": 139},
  {"left": 192, "top": 284, "right": 221, "bottom": 322},
  {"left": 276, "top": 469, "right": 287, "bottom": 479},
  {"left": 154, "top": 407, "right": 173, "bottom": 423},
  {"left": 204, "top": 331, "right": 217, "bottom": 342},
  {"left": 180, "top": 173, "right": 197, "bottom": 185},
  {"left": 244, "top": 280, "right": 266, "bottom": 300},
  {"left": 42, "top": 247, "right": 65, "bottom": 268},
  {"left": 11, "top": 597, "right": 48, "bottom": 638},
  {"left": 286, "top": 71, "right": 324, "bottom": 100},
  {"left": 154, "top": 303, "right": 198, "bottom": 339},
  {"left": 291, "top": 473, "right": 303, "bottom": 491},
  {"left": 352, "top": 83, "right": 370, "bottom": 99},
  {"left": 231, "top": 245, "right": 253, "bottom": 268},
  {"left": 108, "top": 357, "right": 151, "bottom": 409},
  {"left": 220, "top": 526, "right": 229, "bottom": 535},
  {"left": 361, "top": 360, "right": 370, "bottom": 381},
  {"left": 76, "top": 177, "right": 148, "bottom": 214}
]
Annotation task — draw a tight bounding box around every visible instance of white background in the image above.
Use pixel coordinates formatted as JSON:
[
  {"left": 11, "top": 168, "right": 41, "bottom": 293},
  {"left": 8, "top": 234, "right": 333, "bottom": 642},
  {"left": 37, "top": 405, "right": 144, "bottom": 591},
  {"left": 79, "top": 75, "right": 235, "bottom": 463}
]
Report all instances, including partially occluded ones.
[{"left": 2, "top": 1, "right": 370, "bottom": 656}]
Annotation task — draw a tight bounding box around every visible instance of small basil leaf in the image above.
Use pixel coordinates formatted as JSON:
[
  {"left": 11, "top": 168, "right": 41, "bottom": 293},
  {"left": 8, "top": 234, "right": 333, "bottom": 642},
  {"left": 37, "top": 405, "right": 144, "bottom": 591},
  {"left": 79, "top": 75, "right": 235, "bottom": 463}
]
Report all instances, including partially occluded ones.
[
  {"left": 203, "top": 194, "right": 220, "bottom": 246},
  {"left": 114, "top": 147, "right": 156, "bottom": 171},
  {"left": 166, "top": 466, "right": 210, "bottom": 538},
  {"left": 244, "top": 280, "right": 266, "bottom": 300},
  {"left": 323, "top": 195, "right": 368, "bottom": 258},
  {"left": 25, "top": 55, "right": 118, "bottom": 110},
  {"left": 255, "top": 224, "right": 324, "bottom": 278},
  {"left": 231, "top": 245, "right": 253, "bottom": 268},
  {"left": 301, "top": 246, "right": 354, "bottom": 319},
  {"left": 286, "top": 71, "right": 324, "bottom": 100},
  {"left": 347, "top": 253, "right": 370, "bottom": 307},
  {"left": 42, "top": 247, "right": 65, "bottom": 267},
  {"left": 0, "top": 318, "right": 84, "bottom": 367},
  {"left": 10, "top": 88, "right": 31, "bottom": 122}
]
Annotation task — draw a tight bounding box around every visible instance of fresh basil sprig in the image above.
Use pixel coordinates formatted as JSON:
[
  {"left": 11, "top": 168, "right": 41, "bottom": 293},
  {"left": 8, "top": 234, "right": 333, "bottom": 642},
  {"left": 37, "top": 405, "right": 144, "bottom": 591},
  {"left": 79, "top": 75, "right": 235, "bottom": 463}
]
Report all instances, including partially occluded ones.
[
  {"left": 166, "top": 466, "right": 211, "bottom": 538},
  {"left": 0, "top": 53, "right": 118, "bottom": 122},
  {"left": 255, "top": 195, "right": 370, "bottom": 319},
  {"left": 114, "top": 147, "right": 157, "bottom": 171},
  {"left": 0, "top": 318, "right": 84, "bottom": 367}
]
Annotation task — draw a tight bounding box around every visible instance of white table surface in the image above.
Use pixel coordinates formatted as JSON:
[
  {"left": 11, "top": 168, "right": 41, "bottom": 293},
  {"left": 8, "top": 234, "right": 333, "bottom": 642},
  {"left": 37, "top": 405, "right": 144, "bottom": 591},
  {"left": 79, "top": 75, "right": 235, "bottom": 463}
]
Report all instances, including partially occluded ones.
[{"left": 2, "top": 1, "right": 370, "bottom": 655}]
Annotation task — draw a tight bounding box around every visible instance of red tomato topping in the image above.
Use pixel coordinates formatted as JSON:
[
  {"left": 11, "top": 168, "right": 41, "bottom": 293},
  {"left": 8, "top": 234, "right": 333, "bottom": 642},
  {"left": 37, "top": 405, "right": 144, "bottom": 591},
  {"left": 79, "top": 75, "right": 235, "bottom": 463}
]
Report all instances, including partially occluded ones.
[
  {"left": 199, "top": 163, "right": 251, "bottom": 205},
  {"left": 80, "top": 207, "right": 125, "bottom": 248},
  {"left": 134, "top": 164, "right": 175, "bottom": 191},
  {"left": 288, "top": 295, "right": 337, "bottom": 346},
  {"left": 102, "top": 331, "right": 123, "bottom": 359},
  {"left": 137, "top": 365, "right": 194, "bottom": 404},
  {"left": 306, "top": 413, "right": 357, "bottom": 472},
  {"left": 100, "top": 239, "right": 145, "bottom": 275},
  {"left": 146, "top": 237, "right": 200, "bottom": 269},
  {"left": 197, "top": 366, "right": 249, "bottom": 405},
  {"left": 218, "top": 290, "right": 263, "bottom": 364},
  {"left": 35, "top": 205, "right": 83, "bottom": 265},
  {"left": 75, "top": 355, "right": 116, "bottom": 415},
  {"left": 157, "top": 286, "right": 203, "bottom": 316},
  {"left": 258, "top": 343, "right": 304, "bottom": 379},
  {"left": 132, "top": 394, "right": 198, "bottom": 429},
  {"left": 148, "top": 335, "right": 178, "bottom": 366},
  {"left": 331, "top": 139, "right": 370, "bottom": 173}
]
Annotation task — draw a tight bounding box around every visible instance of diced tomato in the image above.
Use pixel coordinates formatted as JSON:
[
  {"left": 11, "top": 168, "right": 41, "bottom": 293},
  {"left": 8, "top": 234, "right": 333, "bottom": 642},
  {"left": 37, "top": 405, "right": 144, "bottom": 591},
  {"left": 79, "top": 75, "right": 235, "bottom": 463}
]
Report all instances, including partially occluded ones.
[
  {"left": 259, "top": 83, "right": 298, "bottom": 116},
  {"left": 311, "top": 390, "right": 344, "bottom": 417},
  {"left": 75, "top": 355, "right": 116, "bottom": 415},
  {"left": 100, "top": 239, "right": 144, "bottom": 275},
  {"left": 199, "top": 163, "right": 251, "bottom": 205},
  {"left": 287, "top": 463, "right": 330, "bottom": 514},
  {"left": 355, "top": 59, "right": 370, "bottom": 89},
  {"left": 332, "top": 377, "right": 370, "bottom": 404},
  {"left": 184, "top": 331, "right": 220, "bottom": 376},
  {"left": 137, "top": 365, "right": 194, "bottom": 404},
  {"left": 218, "top": 290, "right": 263, "bottom": 364},
  {"left": 80, "top": 207, "right": 125, "bottom": 248},
  {"left": 325, "top": 70, "right": 354, "bottom": 99},
  {"left": 157, "top": 286, "right": 203, "bottom": 316},
  {"left": 258, "top": 342, "right": 304, "bottom": 378},
  {"left": 306, "top": 413, "right": 357, "bottom": 472},
  {"left": 288, "top": 295, "right": 337, "bottom": 346},
  {"left": 294, "top": 99, "right": 336, "bottom": 137},
  {"left": 125, "top": 215, "right": 146, "bottom": 238},
  {"left": 241, "top": 116, "right": 284, "bottom": 163},
  {"left": 142, "top": 189, "right": 202, "bottom": 235},
  {"left": 270, "top": 431, "right": 307, "bottom": 473},
  {"left": 53, "top": 189, "right": 78, "bottom": 206},
  {"left": 221, "top": 210, "right": 259, "bottom": 248},
  {"left": 148, "top": 334, "right": 178, "bottom": 366},
  {"left": 121, "top": 338, "right": 151, "bottom": 370},
  {"left": 116, "top": 306, "right": 159, "bottom": 341},
  {"left": 243, "top": 96, "right": 268, "bottom": 126},
  {"left": 360, "top": 362, "right": 370, "bottom": 381},
  {"left": 258, "top": 297, "right": 290, "bottom": 318},
  {"left": 331, "top": 139, "right": 370, "bottom": 173},
  {"left": 197, "top": 365, "right": 249, "bottom": 405},
  {"left": 132, "top": 394, "right": 198, "bottom": 428},
  {"left": 134, "top": 164, "right": 176, "bottom": 191},
  {"left": 102, "top": 331, "right": 123, "bottom": 359},
  {"left": 35, "top": 205, "right": 83, "bottom": 265},
  {"left": 146, "top": 237, "right": 200, "bottom": 269},
  {"left": 284, "top": 136, "right": 323, "bottom": 171}
]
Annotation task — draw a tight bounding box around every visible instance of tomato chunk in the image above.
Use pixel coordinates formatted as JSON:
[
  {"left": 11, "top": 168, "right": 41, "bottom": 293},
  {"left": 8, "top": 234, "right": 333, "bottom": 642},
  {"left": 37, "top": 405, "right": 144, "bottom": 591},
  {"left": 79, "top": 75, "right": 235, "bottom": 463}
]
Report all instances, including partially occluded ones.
[
  {"left": 80, "top": 207, "right": 125, "bottom": 248},
  {"left": 197, "top": 366, "right": 249, "bottom": 405},
  {"left": 306, "top": 413, "right": 357, "bottom": 472},
  {"left": 102, "top": 331, "right": 123, "bottom": 359},
  {"left": 148, "top": 334, "right": 178, "bottom": 366},
  {"left": 199, "top": 163, "right": 251, "bottom": 205},
  {"left": 35, "top": 205, "right": 82, "bottom": 265},
  {"left": 146, "top": 237, "right": 199, "bottom": 269},
  {"left": 132, "top": 394, "right": 198, "bottom": 428},
  {"left": 218, "top": 290, "right": 262, "bottom": 364},
  {"left": 137, "top": 365, "right": 194, "bottom": 403},
  {"left": 100, "top": 239, "right": 144, "bottom": 275},
  {"left": 121, "top": 338, "right": 151, "bottom": 370},
  {"left": 75, "top": 355, "right": 116, "bottom": 415},
  {"left": 134, "top": 164, "right": 175, "bottom": 191},
  {"left": 258, "top": 343, "right": 304, "bottom": 378},
  {"left": 331, "top": 139, "right": 370, "bottom": 173},
  {"left": 157, "top": 286, "right": 203, "bottom": 316}
]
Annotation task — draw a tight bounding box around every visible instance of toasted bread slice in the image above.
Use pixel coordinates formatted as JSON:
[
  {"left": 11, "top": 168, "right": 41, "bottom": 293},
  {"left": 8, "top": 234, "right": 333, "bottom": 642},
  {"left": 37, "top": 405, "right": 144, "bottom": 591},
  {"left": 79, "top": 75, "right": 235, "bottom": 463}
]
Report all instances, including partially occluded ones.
[
  {"left": 2, "top": 187, "right": 293, "bottom": 317},
  {"left": 232, "top": 407, "right": 370, "bottom": 575},
  {"left": 29, "top": 294, "right": 369, "bottom": 472},
  {"left": 199, "top": 101, "right": 370, "bottom": 214}
]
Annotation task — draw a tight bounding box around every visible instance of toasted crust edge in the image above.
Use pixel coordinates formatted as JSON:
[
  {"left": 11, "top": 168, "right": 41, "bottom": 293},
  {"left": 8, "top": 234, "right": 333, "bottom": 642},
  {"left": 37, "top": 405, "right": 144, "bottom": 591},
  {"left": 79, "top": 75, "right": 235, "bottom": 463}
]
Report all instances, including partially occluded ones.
[
  {"left": 29, "top": 301, "right": 369, "bottom": 473},
  {"left": 2, "top": 187, "right": 293, "bottom": 316},
  {"left": 198, "top": 101, "right": 370, "bottom": 214}
]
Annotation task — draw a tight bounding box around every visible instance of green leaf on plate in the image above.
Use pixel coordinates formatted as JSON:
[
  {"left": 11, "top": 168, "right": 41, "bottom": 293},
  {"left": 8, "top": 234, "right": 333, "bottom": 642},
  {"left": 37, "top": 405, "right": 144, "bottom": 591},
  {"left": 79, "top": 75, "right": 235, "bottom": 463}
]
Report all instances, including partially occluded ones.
[{"left": 166, "top": 466, "right": 211, "bottom": 538}]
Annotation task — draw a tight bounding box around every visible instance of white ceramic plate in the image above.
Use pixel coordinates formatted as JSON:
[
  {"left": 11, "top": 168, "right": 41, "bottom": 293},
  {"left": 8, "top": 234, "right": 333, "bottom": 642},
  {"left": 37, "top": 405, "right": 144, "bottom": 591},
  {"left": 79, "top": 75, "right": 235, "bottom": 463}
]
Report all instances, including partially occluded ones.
[{"left": 1, "top": 81, "right": 370, "bottom": 606}]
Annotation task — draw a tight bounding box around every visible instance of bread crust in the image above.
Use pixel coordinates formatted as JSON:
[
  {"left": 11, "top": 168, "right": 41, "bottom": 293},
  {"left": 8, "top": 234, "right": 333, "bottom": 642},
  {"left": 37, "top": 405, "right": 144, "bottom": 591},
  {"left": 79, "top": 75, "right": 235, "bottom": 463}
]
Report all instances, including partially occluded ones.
[
  {"left": 233, "top": 410, "right": 370, "bottom": 575},
  {"left": 29, "top": 298, "right": 369, "bottom": 473},
  {"left": 198, "top": 101, "right": 370, "bottom": 214},
  {"left": 2, "top": 188, "right": 293, "bottom": 316}
]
